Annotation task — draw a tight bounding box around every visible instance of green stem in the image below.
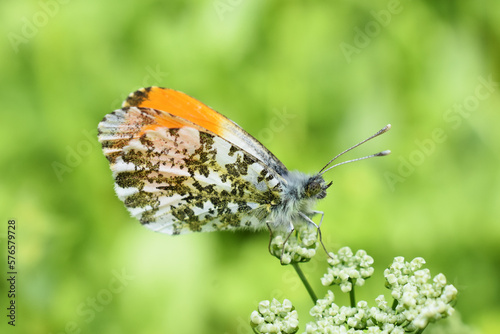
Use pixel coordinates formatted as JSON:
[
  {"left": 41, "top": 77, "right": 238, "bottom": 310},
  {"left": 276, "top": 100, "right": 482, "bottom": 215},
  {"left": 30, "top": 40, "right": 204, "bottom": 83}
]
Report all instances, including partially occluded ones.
[
  {"left": 414, "top": 328, "right": 425, "bottom": 334},
  {"left": 292, "top": 262, "right": 317, "bottom": 303},
  {"left": 349, "top": 280, "right": 356, "bottom": 307},
  {"left": 392, "top": 299, "right": 398, "bottom": 311}
]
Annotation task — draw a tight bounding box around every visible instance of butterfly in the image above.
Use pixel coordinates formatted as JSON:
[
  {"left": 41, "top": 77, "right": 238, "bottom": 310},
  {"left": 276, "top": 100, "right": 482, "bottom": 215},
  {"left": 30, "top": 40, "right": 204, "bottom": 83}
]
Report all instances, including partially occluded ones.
[{"left": 98, "top": 87, "right": 390, "bottom": 259}]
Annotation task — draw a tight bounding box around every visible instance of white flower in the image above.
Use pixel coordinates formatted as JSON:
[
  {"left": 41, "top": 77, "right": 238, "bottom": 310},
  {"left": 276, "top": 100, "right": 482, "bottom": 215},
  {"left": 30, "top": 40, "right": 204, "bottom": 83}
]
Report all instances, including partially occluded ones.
[
  {"left": 307, "top": 253, "right": 458, "bottom": 334},
  {"left": 366, "top": 326, "right": 382, "bottom": 334},
  {"left": 347, "top": 317, "right": 358, "bottom": 327},
  {"left": 251, "top": 311, "right": 264, "bottom": 325},
  {"left": 433, "top": 273, "right": 447, "bottom": 287},
  {"left": 381, "top": 256, "right": 459, "bottom": 331},
  {"left": 320, "top": 273, "right": 333, "bottom": 286},
  {"left": 251, "top": 299, "right": 299, "bottom": 334},
  {"left": 269, "top": 225, "right": 319, "bottom": 264},
  {"left": 414, "top": 269, "right": 431, "bottom": 284},
  {"left": 385, "top": 273, "right": 397, "bottom": 285},
  {"left": 281, "top": 254, "right": 292, "bottom": 265},
  {"left": 409, "top": 257, "right": 425, "bottom": 270},
  {"left": 322, "top": 247, "right": 375, "bottom": 290},
  {"left": 413, "top": 315, "right": 428, "bottom": 329},
  {"left": 340, "top": 281, "right": 352, "bottom": 293},
  {"left": 357, "top": 301, "right": 368, "bottom": 309},
  {"left": 391, "top": 326, "right": 405, "bottom": 334},
  {"left": 375, "top": 295, "right": 388, "bottom": 310},
  {"left": 259, "top": 300, "right": 270, "bottom": 314},
  {"left": 306, "top": 249, "right": 316, "bottom": 258},
  {"left": 339, "top": 246, "right": 353, "bottom": 258},
  {"left": 355, "top": 278, "right": 365, "bottom": 287},
  {"left": 282, "top": 299, "right": 293, "bottom": 312},
  {"left": 361, "top": 267, "right": 375, "bottom": 277},
  {"left": 391, "top": 289, "right": 401, "bottom": 300},
  {"left": 441, "top": 284, "right": 458, "bottom": 302}
]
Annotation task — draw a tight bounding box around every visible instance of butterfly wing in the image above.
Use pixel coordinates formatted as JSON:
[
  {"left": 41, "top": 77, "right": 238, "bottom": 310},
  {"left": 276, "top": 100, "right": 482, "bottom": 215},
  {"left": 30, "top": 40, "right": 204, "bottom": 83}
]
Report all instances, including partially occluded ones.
[
  {"left": 98, "top": 103, "right": 283, "bottom": 234},
  {"left": 122, "top": 87, "right": 289, "bottom": 178}
]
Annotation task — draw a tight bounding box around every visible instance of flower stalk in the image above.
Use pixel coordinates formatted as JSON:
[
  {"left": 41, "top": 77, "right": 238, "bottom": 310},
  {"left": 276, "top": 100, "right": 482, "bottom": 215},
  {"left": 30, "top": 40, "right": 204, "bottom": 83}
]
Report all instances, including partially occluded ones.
[{"left": 292, "top": 262, "right": 317, "bottom": 304}]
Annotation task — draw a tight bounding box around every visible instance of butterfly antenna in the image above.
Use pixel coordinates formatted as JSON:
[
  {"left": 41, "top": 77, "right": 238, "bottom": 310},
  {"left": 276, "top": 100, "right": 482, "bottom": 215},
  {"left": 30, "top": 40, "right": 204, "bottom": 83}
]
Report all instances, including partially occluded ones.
[
  {"left": 320, "top": 150, "right": 391, "bottom": 175},
  {"left": 318, "top": 124, "right": 391, "bottom": 175}
]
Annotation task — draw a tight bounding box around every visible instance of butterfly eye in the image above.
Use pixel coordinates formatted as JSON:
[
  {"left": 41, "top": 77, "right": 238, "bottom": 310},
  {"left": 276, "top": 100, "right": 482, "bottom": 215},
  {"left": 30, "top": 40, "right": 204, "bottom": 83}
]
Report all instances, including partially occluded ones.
[{"left": 304, "top": 179, "right": 323, "bottom": 198}]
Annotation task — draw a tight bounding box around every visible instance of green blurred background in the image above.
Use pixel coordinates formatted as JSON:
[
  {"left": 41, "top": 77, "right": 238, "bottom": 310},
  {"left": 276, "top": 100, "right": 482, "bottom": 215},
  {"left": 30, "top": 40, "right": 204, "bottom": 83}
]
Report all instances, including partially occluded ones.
[{"left": 1, "top": 0, "right": 498, "bottom": 333}]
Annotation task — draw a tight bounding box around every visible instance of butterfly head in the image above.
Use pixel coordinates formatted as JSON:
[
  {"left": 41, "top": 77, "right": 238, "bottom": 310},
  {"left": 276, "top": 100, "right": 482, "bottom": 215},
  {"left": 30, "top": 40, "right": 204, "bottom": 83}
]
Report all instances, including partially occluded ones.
[{"left": 304, "top": 175, "right": 332, "bottom": 200}]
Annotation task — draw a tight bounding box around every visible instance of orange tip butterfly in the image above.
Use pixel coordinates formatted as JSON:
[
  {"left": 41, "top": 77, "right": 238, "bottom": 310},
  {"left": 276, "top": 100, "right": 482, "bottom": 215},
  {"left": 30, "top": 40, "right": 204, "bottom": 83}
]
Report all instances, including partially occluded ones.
[{"left": 98, "top": 87, "right": 390, "bottom": 245}]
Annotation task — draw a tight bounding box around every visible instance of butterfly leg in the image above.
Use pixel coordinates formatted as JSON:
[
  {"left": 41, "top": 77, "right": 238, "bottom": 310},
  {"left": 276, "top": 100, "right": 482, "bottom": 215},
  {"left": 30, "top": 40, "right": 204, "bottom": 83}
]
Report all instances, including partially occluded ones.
[
  {"left": 299, "top": 211, "right": 333, "bottom": 259},
  {"left": 313, "top": 210, "right": 325, "bottom": 228},
  {"left": 267, "top": 221, "right": 295, "bottom": 264},
  {"left": 266, "top": 222, "right": 274, "bottom": 255},
  {"left": 280, "top": 222, "right": 295, "bottom": 265}
]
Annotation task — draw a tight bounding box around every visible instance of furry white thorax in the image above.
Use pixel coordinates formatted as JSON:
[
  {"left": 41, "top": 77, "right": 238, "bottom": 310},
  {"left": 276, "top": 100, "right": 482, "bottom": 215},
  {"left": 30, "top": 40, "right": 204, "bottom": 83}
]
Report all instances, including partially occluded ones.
[{"left": 268, "top": 170, "right": 328, "bottom": 232}]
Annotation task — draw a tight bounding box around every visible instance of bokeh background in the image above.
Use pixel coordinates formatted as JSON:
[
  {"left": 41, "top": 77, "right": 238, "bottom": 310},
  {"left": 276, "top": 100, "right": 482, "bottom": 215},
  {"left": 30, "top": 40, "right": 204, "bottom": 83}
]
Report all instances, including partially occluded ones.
[{"left": 1, "top": 0, "right": 498, "bottom": 333}]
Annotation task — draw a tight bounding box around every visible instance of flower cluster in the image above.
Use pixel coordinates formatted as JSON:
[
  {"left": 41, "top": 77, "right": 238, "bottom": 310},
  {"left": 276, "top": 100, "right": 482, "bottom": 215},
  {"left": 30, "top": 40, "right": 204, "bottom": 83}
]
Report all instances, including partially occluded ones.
[
  {"left": 253, "top": 247, "right": 458, "bottom": 334},
  {"left": 250, "top": 299, "right": 299, "bottom": 334},
  {"left": 306, "top": 289, "right": 406, "bottom": 333},
  {"left": 383, "top": 257, "right": 458, "bottom": 331},
  {"left": 304, "top": 255, "right": 458, "bottom": 333},
  {"left": 269, "top": 224, "right": 318, "bottom": 265},
  {"left": 321, "top": 247, "right": 375, "bottom": 292}
]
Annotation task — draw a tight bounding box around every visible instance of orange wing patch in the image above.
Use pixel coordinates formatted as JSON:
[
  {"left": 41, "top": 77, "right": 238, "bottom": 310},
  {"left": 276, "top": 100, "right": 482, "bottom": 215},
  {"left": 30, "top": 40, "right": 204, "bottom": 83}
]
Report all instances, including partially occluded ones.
[
  {"left": 120, "top": 86, "right": 288, "bottom": 179},
  {"left": 123, "top": 87, "right": 227, "bottom": 137}
]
